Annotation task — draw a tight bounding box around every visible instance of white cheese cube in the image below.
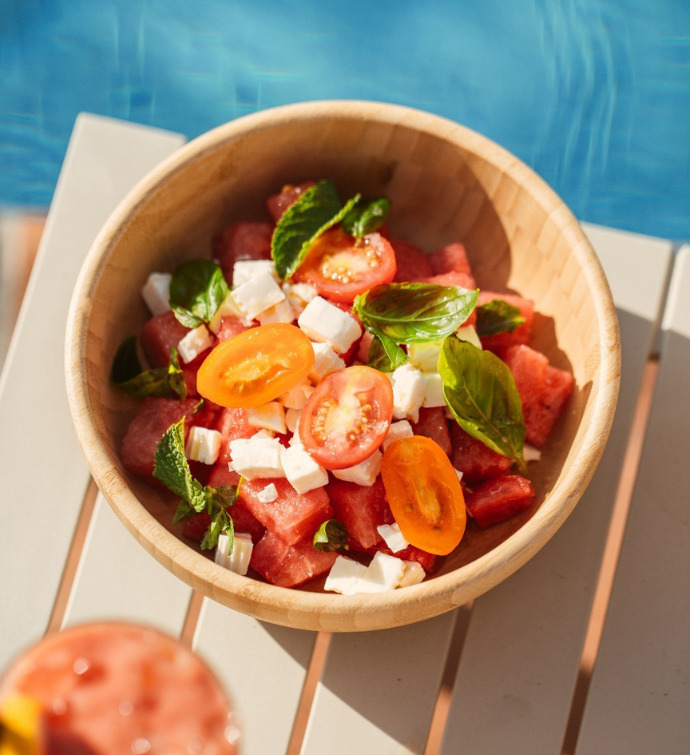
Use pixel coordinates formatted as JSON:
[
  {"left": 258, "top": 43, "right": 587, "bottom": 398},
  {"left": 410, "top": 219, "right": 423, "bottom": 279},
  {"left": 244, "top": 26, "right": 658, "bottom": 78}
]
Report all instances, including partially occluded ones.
[
  {"left": 282, "top": 281, "right": 318, "bottom": 316},
  {"left": 229, "top": 435, "right": 284, "bottom": 479},
  {"left": 279, "top": 381, "right": 313, "bottom": 410},
  {"left": 281, "top": 445, "right": 329, "bottom": 494},
  {"left": 390, "top": 363, "right": 426, "bottom": 422},
  {"left": 297, "top": 296, "right": 361, "bottom": 354},
  {"left": 407, "top": 339, "right": 443, "bottom": 372},
  {"left": 376, "top": 523, "right": 409, "bottom": 553},
  {"left": 398, "top": 560, "right": 426, "bottom": 587},
  {"left": 355, "top": 552, "right": 407, "bottom": 593},
  {"left": 256, "top": 483, "right": 278, "bottom": 503},
  {"left": 232, "top": 259, "right": 278, "bottom": 287},
  {"left": 455, "top": 324, "right": 482, "bottom": 349},
  {"left": 141, "top": 272, "right": 172, "bottom": 316},
  {"left": 285, "top": 408, "right": 302, "bottom": 434},
  {"left": 231, "top": 271, "right": 285, "bottom": 321},
  {"left": 248, "top": 402, "right": 287, "bottom": 434},
  {"left": 357, "top": 330, "right": 375, "bottom": 363},
  {"left": 185, "top": 426, "right": 222, "bottom": 465},
  {"left": 382, "top": 420, "right": 414, "bottom": 451},
  {"left": 309, "top": 341, "right": 346, "bottom": 382},
  {"left": 257, "top": 298, "right": 296, "bottom": 325},
  {"left": 421, "top": 371, "right": 446, "bottom": 408},
  {"left": 208, "top": 291, "right": 244, "bottom": 333},
  {"left": 215, "top": 533, "right": 253, "bottom": 576},
  {"left": 454, "top": 468, "right": 464, "bottom": 482},
  {"left": 331, "top": 449, "right": 382, "bottom": 487},
  {"left": 324, "top": 555, "right": 368, "bottom": 595},
  {"left": 177, "top": 324, "right": 214, "bottom": 364},
  {"left": 524, "top": 444, "right": 542, "bottom": 463}
]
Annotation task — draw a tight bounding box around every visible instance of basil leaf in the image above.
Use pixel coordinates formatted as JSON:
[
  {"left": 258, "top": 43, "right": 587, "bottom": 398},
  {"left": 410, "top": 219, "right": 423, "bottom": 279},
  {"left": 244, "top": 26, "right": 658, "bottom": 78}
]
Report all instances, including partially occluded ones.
[
  {"left": 313, "top": 520, "right": 349, "bottom": 552},
  {"left": 112, "top": 343, "right": 186, "bottom": 400},
  {"left": 354, "top": 283, "right": 478, "bottom": 344},
  {"left": 367, "top": 334, "right": 408, "bottom": 372},
  {"left": 153, "top": 419, "right": 207, "bottom": 511},
  {"left": 439, "top": 337, "right": 527, "bottom": 474},
  {"left": 169, "top": 260, "right": 229, "bottom": 328},
  {"left": 476, "top": 299, "right": 526, "bottom": 337},
  {"left": 341, "top": 197, "right": 391, "bottom": 240},
  {"left": 271, "top": 179, "right": 360, "bottom": 279}
]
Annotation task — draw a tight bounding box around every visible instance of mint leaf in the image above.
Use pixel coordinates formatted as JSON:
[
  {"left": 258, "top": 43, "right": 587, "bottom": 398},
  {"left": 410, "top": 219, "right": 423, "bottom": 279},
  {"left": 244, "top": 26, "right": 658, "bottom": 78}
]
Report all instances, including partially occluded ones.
[
  {"left": 201, "top": 507, "right": 234, "bottom": 552},
  {"left": 367, "top": 334, "right": 408, "bottom": 372},
  {"left": 354, "top": 282, "right": 478, "bottom": 344},
  {"left": 439, "top": 337, "right": 527, "bottom": 474},
  {"left": 153, "top": 419, "right": 206, "bottom": 511},
  {"left": 341, "top": 197, "right": 390, "bottom": 240},
  {"left": 169, "top": 260, "right": 229, "bottom": 328},
  {"left": 112, "top": 342, "right": 187, "bottom": 400},
  {"left": 313, "top": 520, "right": 349, "bottom": 552},
  {"left": 271, "top": 179, "right": 360, "bottom": 279},
  {"left": 476, "top": 299, "right": 526, "bottom": 337}
]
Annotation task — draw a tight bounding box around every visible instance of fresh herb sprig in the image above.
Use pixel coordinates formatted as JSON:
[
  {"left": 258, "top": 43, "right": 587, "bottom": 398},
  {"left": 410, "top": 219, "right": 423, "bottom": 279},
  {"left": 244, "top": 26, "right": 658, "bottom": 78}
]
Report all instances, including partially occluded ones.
[
  {"left": 313, "top": 520, "right": 349, "bottom": 552},
  {"left": 341, "top": 197, "right": 391, "bottom": 240},
  {"left": 111, "top": 339, "right": 187, "bottom": 400},
  {"left": 476, "top": 299, "right": 526, "bottom": 337},
  {"left": 169, "top": 260, "right": 229, "bottom": 329}
]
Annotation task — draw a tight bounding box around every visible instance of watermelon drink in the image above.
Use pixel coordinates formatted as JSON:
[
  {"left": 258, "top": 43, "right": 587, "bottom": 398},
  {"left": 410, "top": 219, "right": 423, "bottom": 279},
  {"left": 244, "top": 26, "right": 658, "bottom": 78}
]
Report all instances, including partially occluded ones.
[
  {"left": 0, "top": 622, "right": 239, "bottom": 754},
  {"left": 112, "top": 180, "right": 574, "bottom": 594}
]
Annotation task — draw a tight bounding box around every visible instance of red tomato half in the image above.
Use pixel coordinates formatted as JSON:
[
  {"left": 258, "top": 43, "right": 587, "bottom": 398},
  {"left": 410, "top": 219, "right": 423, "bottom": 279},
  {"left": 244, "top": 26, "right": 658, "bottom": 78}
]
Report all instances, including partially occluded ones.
[
  {"left": 299, "top": 365, "right": 393, "bottom": 470},
  {"left": 294, "top": 227, "right": 397, "bottom": 304}
]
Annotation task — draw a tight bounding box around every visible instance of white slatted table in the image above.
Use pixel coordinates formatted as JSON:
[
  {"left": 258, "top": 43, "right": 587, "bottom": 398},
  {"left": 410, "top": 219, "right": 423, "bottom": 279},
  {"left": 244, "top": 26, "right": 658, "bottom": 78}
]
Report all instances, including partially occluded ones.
[{"left": 1, "top": 115, "right": 688, "bottom": 755}]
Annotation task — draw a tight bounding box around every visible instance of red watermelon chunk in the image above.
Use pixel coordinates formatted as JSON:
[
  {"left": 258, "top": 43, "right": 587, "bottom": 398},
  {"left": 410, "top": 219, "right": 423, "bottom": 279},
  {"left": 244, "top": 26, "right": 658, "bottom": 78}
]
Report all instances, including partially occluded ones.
[
  {"left": 182, "top": 503, "right": 265, "bottom": 545},
  {"left": 121, "top": 397, "right": 199, "bottom": 482},
  {"left": 249, "top": 529, "right": 337, "bottom": 588},
  {"left": 140, "top": 311, "right": 189, "bottom": 367},
  {"left": 504, "top": 345, "right": 574, "bottom": 447},
  {"left": 370, "top": 543, "right": 439, "bottom": 574},
  {"left": 465, "top": 474, "right": 536, "bottom": 527},
  {"left": 238, "top": 478, "right": 332, "bottom": 547},
  {"left": 450, "top": 424, "right": 513, "bottom": 483},
  {"left": 412, "top": 407, "right": 452, "bottom": 456},
  {"left": 266, "top": 181, "right": 317, "bottom": 222},
  {"left": 391, "top": 238, "right": 433, "bottom": 282},
  {"left": 427, "top": 242, "right": 477, "bottom": 288},
  {"left": 327, "top": 477, "right": 393, "bottom": 550},
  {"left": 214, "top": 314, "right": 250, "bottom": 343},
  {"left": 477, "top": 291, "right": 534, "bottom": 356},
  {"left": 213, "top": 221, "right": 273, "bottom": 285},
  {"left": 213, "top": 407, "right": 255, "bottom": 464}
]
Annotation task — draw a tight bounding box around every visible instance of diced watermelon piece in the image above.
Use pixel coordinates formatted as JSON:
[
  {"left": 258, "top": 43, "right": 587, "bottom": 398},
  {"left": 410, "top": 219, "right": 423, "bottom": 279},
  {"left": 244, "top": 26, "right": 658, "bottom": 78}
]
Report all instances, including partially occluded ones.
[
  {"left": 327, "top": 477, "right": 393, "bottom": 550},
  {"left": 477, "top": 291, "right": 534, "bottom": 356},
  {"left": 213, "top": 407, "right": 255, "bottom": 464},
  {"left": 213, "top": 221, "right": 273, "bottom": 285},
  {"left": 427, "top": 242, "right": 476, "bottom": 288},
  {"left": 182, "top": 503, "right": 265, "bottom": 545},
  {"left": 249, "top": 529, "right": 337, "bottom": 588},
  {"left": 265, "top": 181, "right": 316, "bottom": 222},
  {"left": 504, "top": 345, "right": 574, "bottom": 447},
  {"left": 238, "top": 478, "right": 333, "bottom": 547},
  {"left": 214, "top": 315, "right": 250, "bottom": 343},
  {"left": 465, "top": 474, "right": 536, "bottom": 527},
  {"left": 372, "top": 543, "right": 439, "bottom": 574},
  {"left": 391, "top": 238, "right": 433, "bottom": 282},
  {"left": 140, "top": 311, "right": 189, "bottom": 368},
  {"left": 412, "top": 407, "right": 452, "bottom": 456},
  {"left": 450, "top": 424, "right": 512, "bottom": 483},
  {"left": 121, "top": 397, "right": 199, "bottom": 482}
]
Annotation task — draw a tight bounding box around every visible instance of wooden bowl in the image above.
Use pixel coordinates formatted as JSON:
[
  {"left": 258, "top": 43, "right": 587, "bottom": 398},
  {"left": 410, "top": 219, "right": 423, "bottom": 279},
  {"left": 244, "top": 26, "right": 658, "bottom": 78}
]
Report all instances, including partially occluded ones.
[{"left": 65, "top": 101, "right": 620, "bottom": 632}]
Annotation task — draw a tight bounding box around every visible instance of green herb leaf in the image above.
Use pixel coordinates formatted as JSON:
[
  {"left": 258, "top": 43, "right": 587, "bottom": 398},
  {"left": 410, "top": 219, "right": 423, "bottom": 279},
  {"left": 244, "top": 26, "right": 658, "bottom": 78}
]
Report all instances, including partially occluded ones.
[
  {"left": 172, "top": 499, "right": 196, "bottom": 525},
  {"left": 367, "top": 334, "right": 408, "bottom": 372},
  {"left": 169, "top": 260, "right": 229, "bottom": 328},
  {"left": 271, "top": 179, "right": 360, "bottom": 279},
  {"left": 201, "top": 507, "right": 234, "bottom": 552},
  {"left": 341, "top": 197, "right": 391, "bottom": 240},
  {"left": 153, "top": 418, "right": 206, "bottom": 511},
  {"left": 476, "top": 299, "right": 526, "bottom": 337},
  {"left": 110, "top": 336, "right": 142, "bottom": 383},
  {"left": 439, "top": 337, "right": 527, "bottom": 474},
  {"left": 313, "top": 520, "right": 349, "bottom": 552},
  {"left": 354, "top": 282, "right": 478, "bottom": 344},
  {"left": 111, "top": 341, "right": 187, "bottom": 400}
]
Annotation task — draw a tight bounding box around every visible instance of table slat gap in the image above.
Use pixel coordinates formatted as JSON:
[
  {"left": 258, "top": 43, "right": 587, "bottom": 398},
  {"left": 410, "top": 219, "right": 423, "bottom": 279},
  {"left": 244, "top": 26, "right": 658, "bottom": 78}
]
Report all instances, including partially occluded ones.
[{"left": 180, "top": 590, "right": 205, "bottom": 646}]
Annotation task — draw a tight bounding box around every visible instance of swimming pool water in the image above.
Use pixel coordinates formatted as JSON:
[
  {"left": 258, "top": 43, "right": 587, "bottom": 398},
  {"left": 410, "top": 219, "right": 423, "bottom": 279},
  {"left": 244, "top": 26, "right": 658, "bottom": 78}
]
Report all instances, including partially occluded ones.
[{"left": 1, "top": 0, "right": 689, "bottom": 241}]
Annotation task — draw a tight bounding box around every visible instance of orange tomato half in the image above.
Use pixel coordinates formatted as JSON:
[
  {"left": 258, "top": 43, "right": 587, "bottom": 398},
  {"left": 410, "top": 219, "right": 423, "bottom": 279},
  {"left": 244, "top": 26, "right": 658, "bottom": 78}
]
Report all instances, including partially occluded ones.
[
  {"left": 381, "top": 435, "right": 467, "bottom": 555},
  {"left": 197, "top": 323, "right": 315, "bottom": 408}
]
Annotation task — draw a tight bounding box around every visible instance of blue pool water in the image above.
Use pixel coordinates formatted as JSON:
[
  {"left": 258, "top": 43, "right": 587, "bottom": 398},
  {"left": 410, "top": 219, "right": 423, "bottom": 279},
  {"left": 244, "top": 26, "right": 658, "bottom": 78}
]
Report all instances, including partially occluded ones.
[{"left": 1, "top": 0, "right": 689, "bottom": 241}]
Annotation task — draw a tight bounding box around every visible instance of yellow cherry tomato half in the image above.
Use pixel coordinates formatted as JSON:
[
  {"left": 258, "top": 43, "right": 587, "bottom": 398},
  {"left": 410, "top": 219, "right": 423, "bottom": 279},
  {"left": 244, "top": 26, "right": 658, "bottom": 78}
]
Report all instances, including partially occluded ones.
[
  {"left": 381, "top": 435, "right": 467, "bottom": 555},
  {"left": 197, "top": 323, "right": 315, "bottom": 408}
]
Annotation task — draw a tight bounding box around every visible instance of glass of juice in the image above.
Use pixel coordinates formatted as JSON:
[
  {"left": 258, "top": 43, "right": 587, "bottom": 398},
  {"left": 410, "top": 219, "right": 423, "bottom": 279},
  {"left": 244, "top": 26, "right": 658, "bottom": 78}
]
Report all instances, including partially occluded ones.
[{"left": 0, "top": 622, "right": 240, "bottom": 754}]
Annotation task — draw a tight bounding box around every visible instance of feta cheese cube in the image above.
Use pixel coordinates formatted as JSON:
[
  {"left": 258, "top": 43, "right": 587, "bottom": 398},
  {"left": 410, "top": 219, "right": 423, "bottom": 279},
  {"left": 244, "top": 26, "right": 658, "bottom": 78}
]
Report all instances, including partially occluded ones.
[
  {"left": 185, "top": 426, "right": 222, "bottom": 465},
  {"left": 355, "top": 552, "right": 407, "bottom": 593},
  {"left": 382, "top": 419, "right": 414, "bottom": 451},
  {"left": 324, "top": 555, "right": 368, "bottom": 595},
  {"left": 297, "top": 296, "right": 361, "bottom": 354},
  {"left": 332, "top": 449, "right": 382, "bottom": 487},
  {"left": 279, "top": 381, "right": 313, "bottom": 410},
  {"left": 177, "top": 324, "right": 214, "bottom": 364},
  {"left": 455, "top": 324, "right": 482, "bottom": 349},
  {"left": 141, "top": 272, "right": 172, "bottom": 316},
  {"left": 282, "top": 281, "right": 318, "bottom": 316},
  {"left": 407, "top": 339, "right": 443, "bottom": 372},
  {"left": 281, "top": 445, "right": 329, "bottom": 494},
  {"left": 215, "top": 533, "right": 254, "bottom": 575},
  {"left": 257, "top": 298, "right": 296, "bottom": 325},
  {"left": 208, "top": 292, "right": 243, "bottom": 333},
  {"left": 390, "top": 363, "right": 426, "bottom": 422},
  {"left": 229, "top": 435, "right": 284, "bottom": 479},
  {"left": 231, "top": 271, "right": 285, "bottom": 321},
  {"left": 248, "top": 402, "right": 287, "bottom": 434},
  {"left": 421, "top": 371, "right": 446, "bottom": 407},
  {"left": 285, "top": 408, "right": 301, "bottom": 434},
  {"left": 524, "top": 444, "right": 542, "bottom": 463},
  {"left": 309, "top": 341, "right": 346, "bottom": 382},
  {"left": 357, "top": 330, "right": 375, "bottom": 363},
  {"left": 232, "top": 259, "right": 278, "bottom": 287},
  {"left": 256, "top": 483, "right": 278, "bottom": 503},
  {"left": 398, "top": 560, "right": 426, "bottom": 587},
  {"left": 376, "top": 523, "right": 409, "bottom": 553}
]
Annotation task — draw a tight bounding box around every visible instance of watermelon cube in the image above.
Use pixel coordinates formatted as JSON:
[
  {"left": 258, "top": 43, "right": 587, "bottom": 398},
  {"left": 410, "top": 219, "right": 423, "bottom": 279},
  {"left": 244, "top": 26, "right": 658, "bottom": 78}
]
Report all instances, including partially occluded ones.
[
  {"left": 214, "top": 315, "right": 250, "bottom": 343},
  {"left": 213, "top": 407, "right": 255, "bottom": 464},
  {"left": 504, "top": 345, "right": 574, "bottom": 447},
  {"left": 465, "top": 474, "right": 536, "bottom": 527},
  {"left": 374, "top": 543, "right": 439, "bottom": 574},
  {"left": 265, "top": 182, "right": 316, "bottom": 223},
  {"left": 427, "top": 242, "right": 477, "bottom": 289},
  {"left": 391, "top": 238, "right": 433, "bottom": 282},
  {"left": 412, "top": 407, "right": 452, "bottom": 456},
  {"left": 249, "top": 529, "right": 337, "bottom": 588},
  {"left": 140, "top": 311, "right": 190, "bottom": 367},
  {"left": 327, "top": 477, "right": 394, "bottom": 550},
  {"left": 450, "top": 424, "right": 512, "bottom": 483},
  {"left": 212, "top": 221, "right": 273, "bottom": 285},
  {"left": 477, "top": 291, "right": 534, "bottom": 356}
]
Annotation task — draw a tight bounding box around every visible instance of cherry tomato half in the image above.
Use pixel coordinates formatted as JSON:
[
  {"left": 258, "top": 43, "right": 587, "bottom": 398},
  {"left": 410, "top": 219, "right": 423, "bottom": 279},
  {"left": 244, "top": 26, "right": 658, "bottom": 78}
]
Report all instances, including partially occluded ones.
[
  {"left": 381, "top": 435, "right": 467, "bottom": 555},
  {"left": 299, "top": 365, "right": 393, "bottom": 470},
  {"left": 294, "top": 227, "right": 397, "bottom": 304},
  {"left": 197, "top": 323, "right": 315, "bottom": 408}
]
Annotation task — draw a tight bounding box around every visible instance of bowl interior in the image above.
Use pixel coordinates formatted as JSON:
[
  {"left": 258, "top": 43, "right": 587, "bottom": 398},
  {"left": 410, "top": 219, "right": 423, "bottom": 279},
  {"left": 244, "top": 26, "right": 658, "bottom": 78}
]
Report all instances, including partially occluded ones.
[{"left": 67, "top": 101, "right": 619, "bottom": 631}]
